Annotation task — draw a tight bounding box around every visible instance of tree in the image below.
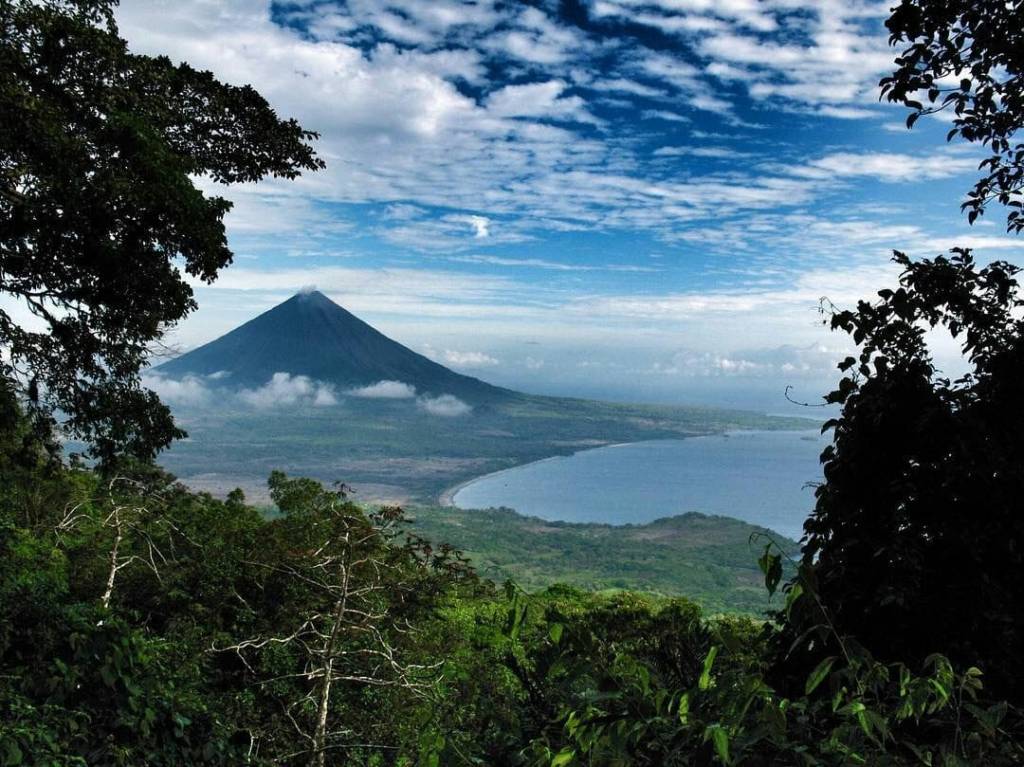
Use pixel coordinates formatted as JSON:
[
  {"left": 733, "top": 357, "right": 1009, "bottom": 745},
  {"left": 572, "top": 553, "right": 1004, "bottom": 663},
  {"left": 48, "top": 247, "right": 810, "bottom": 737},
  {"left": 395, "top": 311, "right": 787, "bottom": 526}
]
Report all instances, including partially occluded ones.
[
  {"left": 783, "top": 249, "right": 1024, "bottom": 701},
  {"left": 55, "top": 475, "right": 178, "bottom": 610},
  {"left": 882, "top": 0, "right": 1024, "bottom": 230},
  {"left": 218, "top": 473, "right": 462, "bottom": 765},
  {"left": 0, "top": 0, "right": 323, "bottom": 464}
]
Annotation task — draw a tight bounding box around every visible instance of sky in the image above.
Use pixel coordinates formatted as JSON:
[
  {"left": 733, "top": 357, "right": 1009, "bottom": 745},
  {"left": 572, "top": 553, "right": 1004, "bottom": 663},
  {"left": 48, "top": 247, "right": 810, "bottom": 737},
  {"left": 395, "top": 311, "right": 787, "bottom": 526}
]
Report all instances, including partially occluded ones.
[{"left": 116, "top": 0, "right": 1024, "bottom": 412}]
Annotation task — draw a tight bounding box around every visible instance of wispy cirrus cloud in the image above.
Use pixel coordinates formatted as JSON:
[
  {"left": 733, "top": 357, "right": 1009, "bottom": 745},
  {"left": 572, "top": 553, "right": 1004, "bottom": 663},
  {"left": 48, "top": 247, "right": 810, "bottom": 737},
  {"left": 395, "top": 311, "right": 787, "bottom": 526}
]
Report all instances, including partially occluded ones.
[{"left": 447, "top": 255, "right": 659, "bottom": 272}]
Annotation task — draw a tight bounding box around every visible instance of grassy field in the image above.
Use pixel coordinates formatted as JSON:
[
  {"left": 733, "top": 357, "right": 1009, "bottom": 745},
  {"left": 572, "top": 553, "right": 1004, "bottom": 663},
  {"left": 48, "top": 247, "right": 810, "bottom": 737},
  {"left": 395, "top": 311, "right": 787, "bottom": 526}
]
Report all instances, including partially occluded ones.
[{"left": 406, "top": 504, "right": 800, "bottom": 615}]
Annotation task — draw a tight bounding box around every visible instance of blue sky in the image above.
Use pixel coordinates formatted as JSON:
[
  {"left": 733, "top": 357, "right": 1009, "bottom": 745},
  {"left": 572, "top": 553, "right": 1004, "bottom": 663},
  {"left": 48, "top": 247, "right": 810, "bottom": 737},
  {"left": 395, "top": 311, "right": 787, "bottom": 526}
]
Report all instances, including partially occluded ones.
[{"left": 116, "top": 0, "right": 1024, "bottom": 411}]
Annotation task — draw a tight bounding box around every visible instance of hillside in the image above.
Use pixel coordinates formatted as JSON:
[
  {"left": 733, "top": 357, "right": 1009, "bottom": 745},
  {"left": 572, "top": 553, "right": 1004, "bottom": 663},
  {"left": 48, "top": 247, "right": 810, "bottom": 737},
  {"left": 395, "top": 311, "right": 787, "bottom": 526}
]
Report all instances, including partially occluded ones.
[{"left": 407, "top": 505, "right": 799, "bottom": 614}]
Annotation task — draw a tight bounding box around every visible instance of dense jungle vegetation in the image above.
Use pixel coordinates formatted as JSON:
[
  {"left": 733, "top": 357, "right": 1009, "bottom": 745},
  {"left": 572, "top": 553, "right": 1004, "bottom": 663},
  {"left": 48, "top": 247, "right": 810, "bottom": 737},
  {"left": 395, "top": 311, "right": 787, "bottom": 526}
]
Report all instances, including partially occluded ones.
[
  {"left": 2, "top": 0, "right": 1024, "bottom": 764},
  {"left": 1, "top": 367, "right": 1022, "bottom": 766}
]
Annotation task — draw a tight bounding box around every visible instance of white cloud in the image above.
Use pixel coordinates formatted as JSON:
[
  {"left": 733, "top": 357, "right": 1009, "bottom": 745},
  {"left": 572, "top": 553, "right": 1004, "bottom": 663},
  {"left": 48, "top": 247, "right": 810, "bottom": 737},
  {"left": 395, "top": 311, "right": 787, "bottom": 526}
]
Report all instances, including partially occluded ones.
[
  {"left": 305, "top": 0, "right": 504, "bottom": 44},
  {"left": 380, "top": 215, "right": 533, "bottom": 251},
  {"left": 577, "top": 260, "right": 900, "bottom": 319},
  {"left": 418, "top": 394, "right": 473, "bottom": 416},
  {"left": 143, "top": 373, "right": 213, "bottom": 408},
  {"left": 597, "top": 0, "right": 895, "bottom": 117},
  {"left": 651, "top": 344, "right": 846, "bottom": 378},
  {"left": 442, "top": 350, "right": 499, "bottom": 367},
  {"left": 381, "top": 203, "right": 428, "bottom": 221},
  {"left": 593, "top": 78, "right": 667, "bottom": 98},
  {"left": 640, "top": 109, "right": 691, "bottom": 123},
  {"left": 815, "top": 105, "right": 878, "bottom": 120},
  {"left": 313, "top": 387, "right": 339, "bottom": 406},
  {"left": 654, "top": 146, "right": 750, "bottom": 159},
  {"left": 448, "top": 214, "right": 491, "bottom": 238},
  {"left": 447, "top": 254, "right": 658, "bottom": 272},
  {"left": 144, "top": 370, "right": 339, "bottom": 409},
  {"left": 484, "top": 80, "right": 597, "bottom": 124},
  {"left": 594, "top": 0, "right": 779, "bottom": 33},
  {"left": 628, "top": 50, "right": 734, "bottom": 117},
  {"left": 476, "top": 6, "right": 596, "bottom": 66},
  {"left": 238, "top": 372, "right": 338, "bottom": 408},
  {"left": 347, "top": 380, "right": 417, "bottom": 398},
  {"left": 792, "top": 150, "right": 980, "bottom": 183},
  {"left": 923, "top": 235, "right": 1024, "bottom": 252}
]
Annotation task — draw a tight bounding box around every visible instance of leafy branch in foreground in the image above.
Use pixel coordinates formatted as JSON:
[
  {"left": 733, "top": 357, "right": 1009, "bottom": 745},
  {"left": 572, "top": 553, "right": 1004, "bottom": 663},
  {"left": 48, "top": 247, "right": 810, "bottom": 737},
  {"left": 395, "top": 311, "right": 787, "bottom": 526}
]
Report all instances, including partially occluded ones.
[
  {"left": 882, "top": 0, "right": 1024, "bottom": 231},
  {"left": 517, "top": 537, "right": 1023, "bottom": 767}
]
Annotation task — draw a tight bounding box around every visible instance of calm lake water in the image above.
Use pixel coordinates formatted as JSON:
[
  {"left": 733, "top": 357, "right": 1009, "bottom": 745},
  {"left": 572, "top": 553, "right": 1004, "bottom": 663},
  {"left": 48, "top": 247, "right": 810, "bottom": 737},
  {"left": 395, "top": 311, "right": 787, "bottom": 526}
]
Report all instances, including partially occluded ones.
[{"left": 452, "top": 430, "right": 825, "bottom": 541}]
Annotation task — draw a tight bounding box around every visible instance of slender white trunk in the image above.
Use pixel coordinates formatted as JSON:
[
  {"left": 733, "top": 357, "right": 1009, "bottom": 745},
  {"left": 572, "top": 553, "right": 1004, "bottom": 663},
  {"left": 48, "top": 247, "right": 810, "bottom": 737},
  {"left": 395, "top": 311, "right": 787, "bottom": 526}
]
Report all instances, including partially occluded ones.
[
  {"left": 101, "top": 515, "right": 122, "bottom": 610},
  {"left": 310, "top": 567, "right": 350, "bottom": 767},
  {"left": 311, "top": 656, "right": 334, "bottom": 767}
]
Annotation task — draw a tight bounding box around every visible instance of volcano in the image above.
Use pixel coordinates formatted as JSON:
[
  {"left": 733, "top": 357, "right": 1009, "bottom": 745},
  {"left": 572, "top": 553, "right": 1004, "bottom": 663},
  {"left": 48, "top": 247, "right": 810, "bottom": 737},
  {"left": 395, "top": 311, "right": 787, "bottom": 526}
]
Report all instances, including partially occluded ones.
[{"left": 155, "top": 290, "right": 511, "bottom": 403}]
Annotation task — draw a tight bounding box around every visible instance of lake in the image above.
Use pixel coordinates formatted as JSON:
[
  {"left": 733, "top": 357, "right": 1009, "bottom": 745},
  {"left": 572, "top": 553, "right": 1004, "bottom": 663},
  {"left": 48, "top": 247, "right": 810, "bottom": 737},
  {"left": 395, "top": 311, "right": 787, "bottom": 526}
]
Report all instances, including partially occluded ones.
[{"left": 452, "top": 430, "right": 825, "bottom": 541}]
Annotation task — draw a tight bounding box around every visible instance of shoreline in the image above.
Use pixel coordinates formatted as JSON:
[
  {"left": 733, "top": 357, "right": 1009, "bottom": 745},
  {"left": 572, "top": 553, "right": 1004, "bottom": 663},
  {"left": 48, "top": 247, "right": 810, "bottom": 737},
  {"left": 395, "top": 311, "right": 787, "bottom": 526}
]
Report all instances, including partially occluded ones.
[
  {"left": 437, "top": 449, "right": 594, "bottom": 507},
  {"left": 435, "top": 427, "right": 822, "bottom": 511},
  {"left": 437, "top": 476, "right": 477, "bottom": 507},
  {"left": 436, "top": 434, "right": 703, "bottom": 508}
]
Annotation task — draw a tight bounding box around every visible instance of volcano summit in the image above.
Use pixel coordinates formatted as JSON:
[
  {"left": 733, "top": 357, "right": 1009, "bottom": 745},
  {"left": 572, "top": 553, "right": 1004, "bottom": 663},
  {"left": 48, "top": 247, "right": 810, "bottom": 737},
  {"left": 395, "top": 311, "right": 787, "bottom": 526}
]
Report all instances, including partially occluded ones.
[{"left": 156, "top": 290, "right": 509, "bottom": 404}]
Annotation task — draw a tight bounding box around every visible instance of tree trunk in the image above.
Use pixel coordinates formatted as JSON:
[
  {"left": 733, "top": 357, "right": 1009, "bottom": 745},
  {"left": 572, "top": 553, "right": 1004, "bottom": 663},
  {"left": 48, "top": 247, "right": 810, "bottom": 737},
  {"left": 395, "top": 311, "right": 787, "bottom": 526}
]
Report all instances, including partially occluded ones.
[
  {"left": 309, "top": 566, "right": 350, "bottom": 767},
  {"left": 311, "top": 656, "right": 334, "bottom": 767},
  {"left": 101, "top": 514, "right": 123, "bottom": 610}
]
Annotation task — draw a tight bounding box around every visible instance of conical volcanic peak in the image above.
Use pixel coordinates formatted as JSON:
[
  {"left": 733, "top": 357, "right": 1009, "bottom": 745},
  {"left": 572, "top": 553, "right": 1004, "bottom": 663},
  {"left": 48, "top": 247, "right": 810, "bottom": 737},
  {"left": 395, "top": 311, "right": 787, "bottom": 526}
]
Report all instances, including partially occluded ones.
[{"left": 156, "top": 291, "right": 508, "bottom": 403}]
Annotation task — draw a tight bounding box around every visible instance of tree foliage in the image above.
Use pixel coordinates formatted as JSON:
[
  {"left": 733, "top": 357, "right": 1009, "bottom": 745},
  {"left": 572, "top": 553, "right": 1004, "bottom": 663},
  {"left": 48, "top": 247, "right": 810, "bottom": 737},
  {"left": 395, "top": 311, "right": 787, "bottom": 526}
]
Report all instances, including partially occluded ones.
[
  {"left": 882, "top": 0, "right": 1024, "bottom": 230},
  {"left": 780, "top": 250, "right": 1024, "bottom": 703},
  {"left": 0, "top": 0, "right": 322, "bottom": 464},
  {"left": 523, "top": 579, "right": 1023, "bottom": 766}
]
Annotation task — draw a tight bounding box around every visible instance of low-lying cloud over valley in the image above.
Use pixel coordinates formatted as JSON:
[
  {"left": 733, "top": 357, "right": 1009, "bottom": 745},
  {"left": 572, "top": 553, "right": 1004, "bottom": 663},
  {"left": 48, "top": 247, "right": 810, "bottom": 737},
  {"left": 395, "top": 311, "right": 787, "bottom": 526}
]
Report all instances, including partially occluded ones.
[{"left": 145, "top": 372, "right": 473, "bottom": 416}]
